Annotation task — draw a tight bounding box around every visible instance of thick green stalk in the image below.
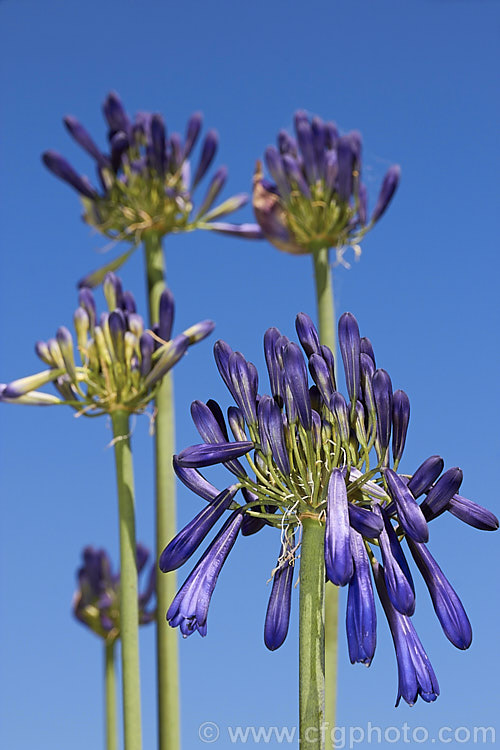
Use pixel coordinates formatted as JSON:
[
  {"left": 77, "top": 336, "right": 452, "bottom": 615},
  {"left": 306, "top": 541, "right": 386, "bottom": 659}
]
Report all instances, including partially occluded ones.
[
  {"left": 104, "top": 641, "right": 119, "bottom": 750},
  {"left": 143, "top": 232, "right": 180, "bottom": 750},
  {"left": 312, "top": 247, "right": 338, "bottom": 735},
  {"left": 111, "top": 409, "right": 143, "bottom": 750},
  {"left": 299, "top": 517, "right": 326, "bottom": 750}
]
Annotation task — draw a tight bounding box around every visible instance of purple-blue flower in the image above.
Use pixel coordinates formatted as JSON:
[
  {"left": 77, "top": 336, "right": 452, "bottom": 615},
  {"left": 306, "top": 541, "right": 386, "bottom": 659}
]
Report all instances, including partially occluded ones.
[
  {"left": 159, "top": 310, "right": 497, "bottom": 704},
  {"left": 253, "top": 111, "right": 400, "bottom": 255},
  {"left": 73, "top": 544, "right": 156, "bottom": 641},
  {"left": 43, "top": 91, "right": 262, "bottom": 282},
  {"left": 0, "top": 274, "right": 214, "bottom": 415}
]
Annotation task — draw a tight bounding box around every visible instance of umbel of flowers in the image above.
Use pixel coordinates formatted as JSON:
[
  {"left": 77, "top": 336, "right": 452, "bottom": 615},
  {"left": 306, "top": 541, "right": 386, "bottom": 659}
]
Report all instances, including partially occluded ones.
[
  {"left": 74, "top": 544, "right": 156, "bottom": 642},
  {"left": 43, "top": 91, "right": 262, "bottom": 248},
  {"left": 253, "top": 110, "right": 400, "bottom": 255},
  {"left": 160, "top": 312, "right": 498, "bottom": 706},
  {"left": 0, "top": 272, "right": 214, "bottom": 415}
]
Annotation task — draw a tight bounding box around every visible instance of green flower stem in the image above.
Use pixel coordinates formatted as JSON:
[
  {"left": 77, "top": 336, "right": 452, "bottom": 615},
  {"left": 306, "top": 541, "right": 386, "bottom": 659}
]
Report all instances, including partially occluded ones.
[
  {"left": 104, "top": 641, "right": 119, "bottom": 750},
  {"left": 299, "top": 517, "right": 326, "bottom": 750},
  {"left": 312, "top": 246, "right": 338, "bottom": 735},
  {"left": 111, "top": 409, "right": 143, "bottom": 750},
  {"left": 143, "top": 231, "right": 180, "bottom": 750}
]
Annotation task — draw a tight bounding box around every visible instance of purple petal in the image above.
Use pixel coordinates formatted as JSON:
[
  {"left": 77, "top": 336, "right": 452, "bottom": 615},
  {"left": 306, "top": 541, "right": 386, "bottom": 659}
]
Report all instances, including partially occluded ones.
[
  {"left": 295, "top": 313, "right": 321, "bottom": 357},
  {"left": 159, "top": 486, "right": 238, "bottom": 572},
  {"left": 183, "top": 111, "right": 203, "bottom": 158},
  {"left": 158, "top": 288, "right": 175, "bottom": 342},
  {"left": 447, "top": 494, "right": 499, "bottom": 531},
  {"left": 407, "top": 455, "right": 444, "bottom": 498},
  {"left": 192, "top": 129, "right": 218, "bottom": 187},
  {"left": 176, "top": 441, "right": 253, "bottom": 468},
  {"left": 373, "top": 369, "right": 393, "bottom": 460},
  {"left": 264, "top": 535, "right": 295, "bottom": 651},
  {"left": 373, "top": 560, "right": 439, "bottom": 707},
  {"left": 208, "top": 222, "right": 265, "bottom": 239},
  {"left": 392, "top": 390, "right": 410, "bottom": 464},
  {"left": 371, "top": 165, "right": 401, "bottom": 223},
  {"left": 42, "top": 151, "right": 97, "bottom": 199},
  {"left": 346, "top": 530, "right": 377, "bottom": 665},
  {"left": 283, "top": 342, "right": 311, "bottom": 431},
  {"left": 173, "top": 455, "right": 221, "bottom": 502},
  {"left": 325, "top": 469, "right": 353, "bottom": 586},
  {"left": 348, "top": 504, "right": 383, "bottom": 538},
  {"left": 420, "top": 467, "right": 463, "bottom": 520},
  {"left": 407, "top": 539, "right": 472, "bottom": 649},
  {"left": 63, "top": 116, "right": 109, "bottom": 168},
  {"left": 384, "top": 468, "right": 429, "bottom": 543},
  {"left": 375, "top": 506, "right": 415, "bottom": 616},
  {"left": 338, "top": 312, "right": 361, "bottom": 403}
]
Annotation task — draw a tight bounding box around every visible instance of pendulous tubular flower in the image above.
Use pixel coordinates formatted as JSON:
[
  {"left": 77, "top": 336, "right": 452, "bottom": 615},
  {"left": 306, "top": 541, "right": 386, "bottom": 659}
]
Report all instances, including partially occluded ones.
[
  {"left": 43, "top": 91, "right": 262, "bottom": 276},
  {"left": 73, "top": 544, "right": 156, "bottom": 642},
  {"left": 253, "top": 110, "right": 400, "bottom": 256},
  {"left": 0, "top": 273, "right": 214, "bottom": 416},
  {"left": 160, "top": 310, "right": 498, "bottom": 706}
]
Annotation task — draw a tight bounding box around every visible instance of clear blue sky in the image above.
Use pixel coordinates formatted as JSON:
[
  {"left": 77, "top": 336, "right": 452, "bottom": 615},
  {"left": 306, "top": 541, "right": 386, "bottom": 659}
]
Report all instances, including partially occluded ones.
[{"left": 1, "top": 1, "right": 499, "bottom": 748}]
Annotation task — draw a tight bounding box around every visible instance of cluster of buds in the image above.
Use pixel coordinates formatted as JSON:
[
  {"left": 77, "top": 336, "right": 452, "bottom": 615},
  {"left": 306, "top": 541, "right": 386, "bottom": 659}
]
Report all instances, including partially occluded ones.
[
  {"left": 159, "top": 312, "right": 497, "bottom": 706},
  {"left": 0, "top": 273, "right": 214, "bottom": 416},
  {"left": 43, "top": 91, "right": 262, "bottom": 245},
  {"left": 73, "top": 544, "right": 156, "bottom": 642},
  {"left": 253, "top": 110, "right": 400, "bottom": 255}
]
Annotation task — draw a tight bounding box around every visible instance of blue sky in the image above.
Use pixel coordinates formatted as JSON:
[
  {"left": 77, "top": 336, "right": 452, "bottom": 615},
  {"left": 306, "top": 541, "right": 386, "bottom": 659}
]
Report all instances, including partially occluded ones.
[{"left": 1, "top": 1, "right": 499, "bottom": 748}]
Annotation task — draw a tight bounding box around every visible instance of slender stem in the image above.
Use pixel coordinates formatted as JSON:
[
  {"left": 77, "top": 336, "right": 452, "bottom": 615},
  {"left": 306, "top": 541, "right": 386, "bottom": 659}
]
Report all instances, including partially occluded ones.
[
  {"left": 312, "top": 247, "right": 338, "bottom": 735},
  {"left": 111, "top": 409, "right": 143, "bottom": 750},
  {"left": 299, "top": 518, "right": 326, "bottom": 750},
  {"left": 143, "top": 231, "right": 181, "bottom": 750},
  {"left": 104, "top": 641, "right": 119, "bottom": 750}
]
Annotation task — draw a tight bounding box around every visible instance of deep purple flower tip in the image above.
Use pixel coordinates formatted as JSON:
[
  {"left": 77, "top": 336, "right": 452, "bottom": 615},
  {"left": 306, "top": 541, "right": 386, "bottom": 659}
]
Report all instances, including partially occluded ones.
[
  {"left": 337, "top": 136, "right": 355, "bottom": 202},
  {"left": 373, "top": 560, "right": 439, "bottom": 707},
  {"left": 167, "top": 511, "right": 243, "bottom": 637},
  {"left": 295, "top": 313, "right": 320, "bottom": 357},
  {"left": 373, "top": 369, "right": 393, "bottom": 457},
  {"left": 338, "top": 312, "right": 361, "bottom": 403},
  {"left": 360, "top": 337, "right": 376, "bottom": 366},
  {"left": 371, "top": 165, "right": 401, "bottom": 223},
  {"left": 392, "top": 390, "right": 410, "bottom": 463},
  {"left": 172, "top": 455, "right": 221, "bottom": 502},
  {"left": 407, "top": 455, "right": 444, "bottom": 498},
  {"left": 348, "top": 504, "right": 384, "bottom": 538},
  {"left": 159, "top": 288, "right": 175, "bottom": 342},
  {"left": 264, "top": 536, "right": 295, "bottom": 651},
  {"left": 159, "top": 486, "right": 238, "bottom": 572},
  {"left": 283, "top": 342, "right": 312, "bottom": 431},
  {"left": 384, "top": 468, "right": 429, "bottom": 543},
  {"left": 176, "top": 441, "right": 253, "bottom": 468},
  {"left": 102, "top": 91, "right": 130, "bottom": 137},
  {"left": 308, "top": 354, "right": 335, "bottom": 408},
  {"left": 448, "top": 494, "right": 499, "bottom": 531},
  {"left": 63, "top": 115, "right": 108, "bottom": 168},
  {"left": 192, "top": 129, "right": 218, "bottom": 188},
  {"left": 42, "top": 150, "right": 97, "bottom": 200},
  {"left": 375, "top": 506, "right": 415, "bottom": 616},
  {"left": 420, "top": 467, "right": 463, "bottom": 520},
  {"left": 325, "top": 469, "right": 353, "bottom": 586},
  {"left": 346, "top": 530, "right": 377, "bottom": 666},
  {"left": 407, "top": 539, "right": 472, "bottom": 650},
  {"left": 183, "top": 111, "right": 203, "bottom": 158}
]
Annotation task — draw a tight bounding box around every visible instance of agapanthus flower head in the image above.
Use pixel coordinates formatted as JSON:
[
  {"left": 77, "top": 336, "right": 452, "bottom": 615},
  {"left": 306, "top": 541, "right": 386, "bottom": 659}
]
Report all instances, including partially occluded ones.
[
  {"left": 42, "top": 91, "right": 262, "bottom": 268},
  {"left": 253, "top": 111, "right": 400, "bottom": 255},
  {"left": 0, "top": 273, "right": 214, "bottom": 416},
  {"left": 73, "top": 543, "right": 156, "bottom": 642},
  {"left": 161, "top": 311, "right": 497, "bottom": 705}
]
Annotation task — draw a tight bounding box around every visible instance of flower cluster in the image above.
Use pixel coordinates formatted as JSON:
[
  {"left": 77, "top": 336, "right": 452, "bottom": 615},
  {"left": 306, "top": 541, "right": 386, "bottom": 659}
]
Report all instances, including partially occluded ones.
[
  {"left": 253, "top": 111, "right": 400, "bottom": 255},
  {"left": 160, "top": 312, "right": 497, "bottom": 706},
  {"left": 0, "top": 273, "right": 214, "bottom": 415},
  {"left": 73, "top": 544, "right": 156, "bottom": 642},
  {"left": 43, "top": 91, "right": 262, "bottom": 248}
]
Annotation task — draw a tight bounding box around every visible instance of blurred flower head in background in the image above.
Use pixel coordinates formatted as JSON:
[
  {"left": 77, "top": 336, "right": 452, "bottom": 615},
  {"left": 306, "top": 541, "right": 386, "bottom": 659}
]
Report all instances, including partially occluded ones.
[
  {"left": 253, "top": 110, "right": 400, "bottom": 257},
  {"left": 73, "top": 543, "right": 156, "bottom": 642}
]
